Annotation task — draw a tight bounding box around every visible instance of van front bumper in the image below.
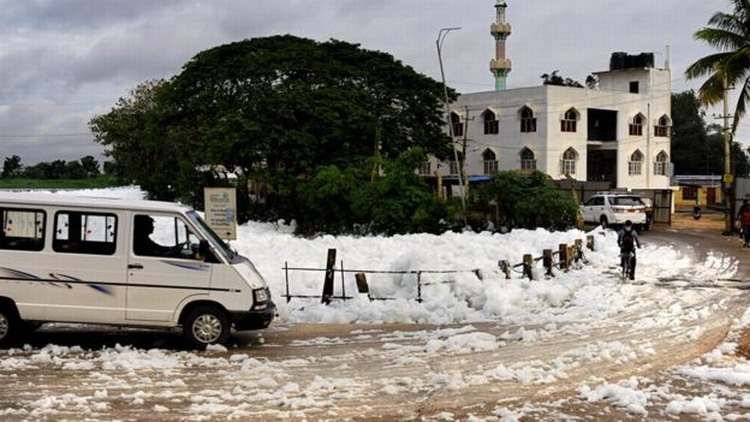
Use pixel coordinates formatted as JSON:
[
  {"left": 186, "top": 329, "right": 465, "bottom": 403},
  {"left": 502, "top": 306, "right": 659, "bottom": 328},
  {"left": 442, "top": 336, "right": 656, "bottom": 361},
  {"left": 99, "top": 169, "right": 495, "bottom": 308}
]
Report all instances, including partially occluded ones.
[{"left": 232, "top": 300, "right": 276, "bottom": 331}]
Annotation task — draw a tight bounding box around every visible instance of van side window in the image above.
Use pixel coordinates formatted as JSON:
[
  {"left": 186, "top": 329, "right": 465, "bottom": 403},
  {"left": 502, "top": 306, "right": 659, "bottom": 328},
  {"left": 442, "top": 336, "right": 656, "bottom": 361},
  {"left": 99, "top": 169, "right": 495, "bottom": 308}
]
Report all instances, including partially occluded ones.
[
  {"left": 133, "top": 214, "right": 202, "bottom": 260},
  {"left": 53, "top": 211, "right": 117, "bottom": 255},
  {"left": 0, "top": 208, "right": 45, "bottom": 251}
]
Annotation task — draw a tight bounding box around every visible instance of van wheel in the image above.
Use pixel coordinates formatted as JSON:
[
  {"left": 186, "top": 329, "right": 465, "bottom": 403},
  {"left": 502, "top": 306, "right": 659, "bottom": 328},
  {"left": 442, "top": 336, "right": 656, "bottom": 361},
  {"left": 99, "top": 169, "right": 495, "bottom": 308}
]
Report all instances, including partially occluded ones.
[
  {"left": 0, "top": 307, "right": 18, "bottom": 347},
  {"left": 599, "top": 216, "right": 609, "bottom": 229},
  {"left": 183, "top": 306, "right": 230, "bottom": 348}
]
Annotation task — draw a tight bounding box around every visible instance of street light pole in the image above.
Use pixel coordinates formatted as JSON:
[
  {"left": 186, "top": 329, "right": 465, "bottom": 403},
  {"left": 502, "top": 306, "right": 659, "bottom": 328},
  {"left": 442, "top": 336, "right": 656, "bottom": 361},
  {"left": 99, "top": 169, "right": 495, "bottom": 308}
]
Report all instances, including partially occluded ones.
[{"left": 436, "top": 26, "right": 467, "bottom": 227}]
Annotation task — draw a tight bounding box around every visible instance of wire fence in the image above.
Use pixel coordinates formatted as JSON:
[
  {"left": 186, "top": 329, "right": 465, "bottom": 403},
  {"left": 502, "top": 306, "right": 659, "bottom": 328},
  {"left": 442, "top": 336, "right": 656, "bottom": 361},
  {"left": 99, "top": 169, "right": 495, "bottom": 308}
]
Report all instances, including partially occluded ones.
[{"left": 281, "top": 234, "right": 596, "bottom": 304}]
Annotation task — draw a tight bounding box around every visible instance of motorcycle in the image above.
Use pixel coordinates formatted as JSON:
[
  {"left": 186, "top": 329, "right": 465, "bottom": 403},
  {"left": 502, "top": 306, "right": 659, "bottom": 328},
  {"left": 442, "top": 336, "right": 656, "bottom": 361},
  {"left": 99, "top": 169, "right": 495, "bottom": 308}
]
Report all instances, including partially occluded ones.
[{"left": 693, "top": 204, "right": 702, "bottom": 220}]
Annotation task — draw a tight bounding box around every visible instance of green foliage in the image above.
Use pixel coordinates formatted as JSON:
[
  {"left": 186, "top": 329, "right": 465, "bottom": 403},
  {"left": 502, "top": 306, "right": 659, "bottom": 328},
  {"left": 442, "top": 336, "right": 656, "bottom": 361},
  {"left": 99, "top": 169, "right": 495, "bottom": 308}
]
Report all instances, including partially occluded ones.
[
  {"left": 90, "top": 35, "right": 454, "bottom": 232},
  {"left": 295, "top": 148, "right": 447, "bottom": 236},
  {"left": 476, "top": 170, "right": 578, "bottom": 231},
  {"left": 671, "top": 90, "right": 718, "bottom": 175},
  {"left": 2, "top": 155, "right": 22, "bottom": 178},
  {"left": 671, "top": 90, "right": 750, "bottom": 176},
  {"left": 540, "top": 70, "right": 584, "bottom": 88},
  {"left": 685, "top": 1, "right": 750, "bottom": 136},
  {"left": 21, "top": 156, "right": 100, "bottom": 180}
]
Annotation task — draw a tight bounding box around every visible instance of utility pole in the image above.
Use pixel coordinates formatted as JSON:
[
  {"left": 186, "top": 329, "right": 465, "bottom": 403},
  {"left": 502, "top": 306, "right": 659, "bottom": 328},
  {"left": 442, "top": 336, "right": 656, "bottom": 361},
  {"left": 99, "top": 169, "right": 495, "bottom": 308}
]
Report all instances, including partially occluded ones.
[
  {"left": 721, "top": 75, "right": 733, "bottom": 234},
  {"left": 436, "top": 27, "right": 467, "bottom": 226}
]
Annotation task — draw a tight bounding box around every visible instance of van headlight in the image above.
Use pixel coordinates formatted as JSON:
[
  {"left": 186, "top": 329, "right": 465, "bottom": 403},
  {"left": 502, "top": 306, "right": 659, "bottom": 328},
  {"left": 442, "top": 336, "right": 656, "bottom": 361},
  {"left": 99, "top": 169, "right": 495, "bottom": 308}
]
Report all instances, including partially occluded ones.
[{"left": 253, "top": 288, "right": 269, "bottom": 303}]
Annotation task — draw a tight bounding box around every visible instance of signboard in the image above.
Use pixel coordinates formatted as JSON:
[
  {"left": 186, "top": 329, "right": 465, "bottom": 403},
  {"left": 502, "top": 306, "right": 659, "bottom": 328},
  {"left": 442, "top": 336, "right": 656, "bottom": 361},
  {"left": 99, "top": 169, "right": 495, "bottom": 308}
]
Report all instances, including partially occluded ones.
[
  {"left": 724, "top": 173, "right": 734, "bottom": 184},
  {"left": 203, "top": 187, "right": 237, "bottom": 240}
]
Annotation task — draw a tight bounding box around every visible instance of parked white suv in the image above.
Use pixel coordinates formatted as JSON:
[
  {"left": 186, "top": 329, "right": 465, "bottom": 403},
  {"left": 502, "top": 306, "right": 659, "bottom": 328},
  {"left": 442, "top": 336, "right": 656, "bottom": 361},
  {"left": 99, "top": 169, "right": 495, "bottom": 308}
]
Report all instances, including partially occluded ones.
[{"left": 580, "top": 192, "right": 647, "bottom": 229}]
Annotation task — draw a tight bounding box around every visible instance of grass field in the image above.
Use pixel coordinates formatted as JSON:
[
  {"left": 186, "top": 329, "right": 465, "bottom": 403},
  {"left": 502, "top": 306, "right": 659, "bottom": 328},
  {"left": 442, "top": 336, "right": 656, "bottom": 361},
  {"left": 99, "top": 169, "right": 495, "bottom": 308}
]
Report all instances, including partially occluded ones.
[{"left": 0, "top": 175, "right": 122, "bottom": 190}]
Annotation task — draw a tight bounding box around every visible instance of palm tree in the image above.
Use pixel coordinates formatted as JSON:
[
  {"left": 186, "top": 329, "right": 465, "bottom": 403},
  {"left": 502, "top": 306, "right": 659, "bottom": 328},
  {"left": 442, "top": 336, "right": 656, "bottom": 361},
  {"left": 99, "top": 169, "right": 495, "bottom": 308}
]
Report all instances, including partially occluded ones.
[
  {"left": 685, "top": 0, "right": 750, "bottom": 233},
  {"left": 685, "top": 0, "right": 750, "bottom": 136}
]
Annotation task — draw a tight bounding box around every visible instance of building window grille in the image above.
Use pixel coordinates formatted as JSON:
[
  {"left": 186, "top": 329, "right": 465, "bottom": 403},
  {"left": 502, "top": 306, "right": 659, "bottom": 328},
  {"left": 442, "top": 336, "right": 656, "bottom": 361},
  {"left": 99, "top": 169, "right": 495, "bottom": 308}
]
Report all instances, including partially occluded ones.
[
  {"left": 418, "top": 161, "right": 431, "bottom": 175},
  {"left": 482, "top": 149, "right": 498, "bottom": 175},
  {"left": 654, "top": 151, "right": 668, "bottom": 176},
  {"left": 520, "top": 147, "right": 536, "bottom": 170},
  {"left": 628, "top": 150, "right": 644, "bottom": 175},
  {"left": 520, "top": 107, "right": 537, "bottom": 133},
  {"left": 560, "top": 109, "right": 577, "bottom": 133},
  {"left": 483, "top": 110, "right": 499, "bottom": 134},
  {"left": 560, "top": 147, "right": 577, "bottom": 175},
  {"left": 451, "top": 112, "right": 464, "bottom": 137},
  {"left": 654, "top": 115, "right": 671, "bottom": 137},
  {"left": 629, "top": 114, "right": 644, "bottom": 136}
]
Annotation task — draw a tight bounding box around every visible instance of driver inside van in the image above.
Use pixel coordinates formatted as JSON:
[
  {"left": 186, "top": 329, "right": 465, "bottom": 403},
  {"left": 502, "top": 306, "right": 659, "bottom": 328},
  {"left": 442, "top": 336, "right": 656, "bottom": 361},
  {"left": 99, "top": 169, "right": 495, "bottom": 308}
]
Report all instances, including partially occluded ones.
[{"left": 133, "top": 215, "right": 172, "bottom": 257}]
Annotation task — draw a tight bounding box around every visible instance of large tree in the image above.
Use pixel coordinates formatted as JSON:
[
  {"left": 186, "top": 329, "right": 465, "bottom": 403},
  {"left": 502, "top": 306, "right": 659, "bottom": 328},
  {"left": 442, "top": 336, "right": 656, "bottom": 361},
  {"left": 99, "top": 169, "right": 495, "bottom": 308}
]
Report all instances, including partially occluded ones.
[
  {"left": 671, "top": 90, "right": 718, "bottom": 174},
  {"left": 91, "top": 35, "right": 454, "bottom": 224}
]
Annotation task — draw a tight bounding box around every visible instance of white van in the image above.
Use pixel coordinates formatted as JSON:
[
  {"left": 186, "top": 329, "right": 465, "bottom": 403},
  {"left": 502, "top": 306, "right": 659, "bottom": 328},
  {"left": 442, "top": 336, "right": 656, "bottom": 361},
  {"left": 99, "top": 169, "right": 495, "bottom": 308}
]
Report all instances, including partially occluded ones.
[{"left": 0, "top": 192, "right": 275, "bottom": 348}]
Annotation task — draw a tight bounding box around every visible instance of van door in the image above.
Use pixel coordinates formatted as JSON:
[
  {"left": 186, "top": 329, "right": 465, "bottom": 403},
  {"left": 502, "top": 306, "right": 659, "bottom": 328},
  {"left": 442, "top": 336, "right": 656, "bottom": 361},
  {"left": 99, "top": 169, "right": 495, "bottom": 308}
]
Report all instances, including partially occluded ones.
[
  {"left": 126, "top": 213, "right": 212, "bottom": 322},
  {"left": 47, "top": 210, "right": 128, "bottom": 324}
]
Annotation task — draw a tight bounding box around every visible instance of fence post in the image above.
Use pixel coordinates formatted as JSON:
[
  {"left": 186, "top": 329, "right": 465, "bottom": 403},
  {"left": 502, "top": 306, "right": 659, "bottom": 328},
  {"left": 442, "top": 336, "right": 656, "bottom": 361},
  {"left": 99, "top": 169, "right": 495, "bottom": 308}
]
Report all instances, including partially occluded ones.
[
  {"left": 416, "top": 271, "right": 423, "bottom": 302},
  {"left": 284, "top": 261, "right": 291, "bottom": 303},
  {"left": 322, "top": 248, "right": 336, "bottom": 304},
  {"left": 586, "top": 235, "right": 595, "bottom": 251},
  {"left": 355, "top": 273, "right": 371, "bottom": 300},
  {"left": 522, "top": 254, "right": 534, "bottom": 280},
  {"left": 574, "top": 239, "right": 583, "bottom": 262},
  {"left": 340, "top": 260, "right": 346, "bottom": 301},
  {"left": 543, "top": 249, "right": 553, "bottom": 277},
  {"left": 499, "top": 260, "right": 511, "bottom": 279},
  {"left": 559, "top": 243, "right": 572, "bottom": 271}
]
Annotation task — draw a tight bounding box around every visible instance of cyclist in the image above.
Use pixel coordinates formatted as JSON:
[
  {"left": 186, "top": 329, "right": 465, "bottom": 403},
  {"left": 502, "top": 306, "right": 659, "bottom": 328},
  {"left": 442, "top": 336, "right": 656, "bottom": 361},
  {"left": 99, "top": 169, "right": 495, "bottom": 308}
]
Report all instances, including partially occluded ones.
[{"left": 617, "top": 220, "right": 641, "bottom": 280}]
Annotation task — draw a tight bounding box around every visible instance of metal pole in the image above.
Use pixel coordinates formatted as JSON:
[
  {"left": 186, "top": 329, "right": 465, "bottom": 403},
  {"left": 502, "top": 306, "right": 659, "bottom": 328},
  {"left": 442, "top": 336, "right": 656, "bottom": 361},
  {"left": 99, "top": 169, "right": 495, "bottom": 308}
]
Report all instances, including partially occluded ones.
[
  {"left": 723, "top": 75, "right": 732, "bottom": 234},
  {"left": 436, "top": 27, "right": 467, "bottom": 227}
]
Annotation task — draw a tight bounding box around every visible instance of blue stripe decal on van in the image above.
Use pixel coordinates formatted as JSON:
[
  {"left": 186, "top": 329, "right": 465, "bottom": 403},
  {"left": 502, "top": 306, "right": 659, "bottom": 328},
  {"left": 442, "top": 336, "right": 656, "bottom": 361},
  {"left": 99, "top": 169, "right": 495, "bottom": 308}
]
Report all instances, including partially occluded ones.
[
  {"left": 0, "top": 267, "right": 240, "bottom": 293},
  {"left": 162, "top": 261, "right": 210, "bottom": 271},
  {"left": 50, "top": 273, "right": 113, "bottom": 295}
]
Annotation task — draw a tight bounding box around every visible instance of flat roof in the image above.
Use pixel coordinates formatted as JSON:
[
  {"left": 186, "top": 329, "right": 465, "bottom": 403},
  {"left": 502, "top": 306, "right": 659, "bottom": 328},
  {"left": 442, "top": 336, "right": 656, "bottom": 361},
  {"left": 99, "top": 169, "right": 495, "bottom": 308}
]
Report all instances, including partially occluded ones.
[{"left": 0, "top": 191, "right": 194, "bottom": 214}]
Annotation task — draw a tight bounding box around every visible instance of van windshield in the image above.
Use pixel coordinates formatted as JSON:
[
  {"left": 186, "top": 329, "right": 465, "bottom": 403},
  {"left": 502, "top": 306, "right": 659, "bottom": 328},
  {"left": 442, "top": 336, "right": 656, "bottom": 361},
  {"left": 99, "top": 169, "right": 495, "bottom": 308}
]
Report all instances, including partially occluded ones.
[{"left": 186, "top": 210, "right": 234, "bottom": 260}]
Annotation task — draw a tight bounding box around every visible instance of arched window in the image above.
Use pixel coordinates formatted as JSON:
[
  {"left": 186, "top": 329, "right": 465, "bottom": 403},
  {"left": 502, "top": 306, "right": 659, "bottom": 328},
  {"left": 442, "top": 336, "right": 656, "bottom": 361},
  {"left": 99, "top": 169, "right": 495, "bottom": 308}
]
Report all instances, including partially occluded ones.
[
  {"left": 654, "top": 150, "right": 669, "bottom": 176},
  {"left": 560, "top": 147, "right": 577, "bottom": 175},
  {"left": 629, "top": 113, "right": 644, "bottom": 136},
  {"left": 520, "top": 147, "right": 536, "bottom": 170},
  {"left": 483, "top": 149, "right": 498, "bottom": 174},
  {"left": 561, "top": 108, "right": 578, "bottom": 133},
  {"left": 628, "top": 150, "right": 644, "bottom": 175},
  {"left": 654, "top": 115, "right": 671, "bottom": 137},
  {"left": 450, "top": 112, "right": 464, "bottom": 137},
  {"left": 482, "top": 109, "right": 499, "bottom": 135},
  {"left": 520, "top": 106, "right": 537, "bottom": 133}
]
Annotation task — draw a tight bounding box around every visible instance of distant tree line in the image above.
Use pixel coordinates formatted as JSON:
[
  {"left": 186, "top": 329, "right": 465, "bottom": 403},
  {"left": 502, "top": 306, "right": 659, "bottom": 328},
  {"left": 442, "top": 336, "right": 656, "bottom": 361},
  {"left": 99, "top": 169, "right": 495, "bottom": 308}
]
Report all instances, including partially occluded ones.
[{"left": 1, "top": 154, "right": 107, "bottom": 179}]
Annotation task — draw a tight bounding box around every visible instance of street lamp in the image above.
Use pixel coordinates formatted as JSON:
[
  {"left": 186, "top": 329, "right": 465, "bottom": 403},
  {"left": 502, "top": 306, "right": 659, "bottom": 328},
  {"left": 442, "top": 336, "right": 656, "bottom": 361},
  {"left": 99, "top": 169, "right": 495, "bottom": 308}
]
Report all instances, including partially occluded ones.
[{"left": 436, "top": 26, "right": 467, "bottom": 226}]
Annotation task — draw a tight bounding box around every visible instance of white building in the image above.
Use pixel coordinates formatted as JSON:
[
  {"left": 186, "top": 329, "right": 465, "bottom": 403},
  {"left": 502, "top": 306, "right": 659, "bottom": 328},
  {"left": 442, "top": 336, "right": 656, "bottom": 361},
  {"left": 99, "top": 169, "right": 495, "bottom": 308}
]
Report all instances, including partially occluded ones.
[{"left": 427, "top": 52, "right": 672, "bottom": 196}]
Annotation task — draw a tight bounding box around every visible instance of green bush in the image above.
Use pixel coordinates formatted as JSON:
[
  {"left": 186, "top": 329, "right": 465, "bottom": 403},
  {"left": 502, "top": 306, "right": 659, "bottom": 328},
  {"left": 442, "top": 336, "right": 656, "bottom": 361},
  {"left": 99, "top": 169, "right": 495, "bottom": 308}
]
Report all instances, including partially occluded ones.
[{"left": 476, "top": 170, "right": 578, "bottom": 231}]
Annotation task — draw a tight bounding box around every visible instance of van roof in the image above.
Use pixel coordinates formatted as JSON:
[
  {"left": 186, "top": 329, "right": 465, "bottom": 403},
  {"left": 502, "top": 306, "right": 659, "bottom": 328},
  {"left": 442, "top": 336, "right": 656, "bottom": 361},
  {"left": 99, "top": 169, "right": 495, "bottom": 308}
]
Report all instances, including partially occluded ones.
[{"left": 0, "top": 191, "right": 195, "bottom": 214}]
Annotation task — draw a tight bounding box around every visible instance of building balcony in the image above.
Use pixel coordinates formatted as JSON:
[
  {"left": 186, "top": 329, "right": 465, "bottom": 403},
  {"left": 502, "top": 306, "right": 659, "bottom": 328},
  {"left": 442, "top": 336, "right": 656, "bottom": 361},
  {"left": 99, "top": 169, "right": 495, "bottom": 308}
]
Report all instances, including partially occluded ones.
[
  {"left": 490, "top": 22, "right": 512, "bottom": 36},
  {"left": 490, "top": 58, "right": 512, "bottom": 72}
]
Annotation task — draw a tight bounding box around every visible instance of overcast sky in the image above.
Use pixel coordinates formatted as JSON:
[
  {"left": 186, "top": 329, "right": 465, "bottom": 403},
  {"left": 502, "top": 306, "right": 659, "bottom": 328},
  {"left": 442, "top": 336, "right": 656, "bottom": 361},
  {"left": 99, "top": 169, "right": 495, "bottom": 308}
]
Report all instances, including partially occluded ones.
[{"left": 0, "top": 0, "right": 733, "bottom": 166}]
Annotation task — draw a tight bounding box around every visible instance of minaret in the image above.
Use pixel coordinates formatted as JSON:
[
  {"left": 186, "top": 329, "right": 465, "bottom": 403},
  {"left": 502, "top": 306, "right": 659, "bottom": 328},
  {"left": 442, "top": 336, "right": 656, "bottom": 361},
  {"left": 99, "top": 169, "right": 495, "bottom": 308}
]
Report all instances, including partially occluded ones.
[{"left": 489, "top": 0, "right": 512, "bottom": 91}]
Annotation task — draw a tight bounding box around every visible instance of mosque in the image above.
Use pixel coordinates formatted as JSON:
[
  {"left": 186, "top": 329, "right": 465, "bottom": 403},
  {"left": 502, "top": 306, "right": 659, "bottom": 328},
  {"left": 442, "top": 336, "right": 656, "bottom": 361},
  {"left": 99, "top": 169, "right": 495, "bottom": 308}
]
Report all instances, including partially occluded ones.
[{"left": 427, "top": 0, "right": 672, "bottom": 202}]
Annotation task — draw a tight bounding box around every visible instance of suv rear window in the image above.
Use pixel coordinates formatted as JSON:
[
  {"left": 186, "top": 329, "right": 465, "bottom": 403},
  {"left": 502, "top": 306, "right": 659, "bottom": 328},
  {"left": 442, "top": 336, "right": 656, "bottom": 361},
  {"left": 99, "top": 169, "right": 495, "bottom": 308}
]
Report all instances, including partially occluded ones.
[{"left": 612, "top": 196, "right": 643, "bottom": 206}]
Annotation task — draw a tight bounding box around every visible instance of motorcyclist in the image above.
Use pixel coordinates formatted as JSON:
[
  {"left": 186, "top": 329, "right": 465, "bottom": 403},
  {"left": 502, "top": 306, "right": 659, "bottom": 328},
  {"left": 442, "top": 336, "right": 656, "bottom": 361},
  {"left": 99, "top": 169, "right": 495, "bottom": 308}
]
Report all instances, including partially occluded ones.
[{"left": 617, "top": 220, "right": 641, "bottom": 280}]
